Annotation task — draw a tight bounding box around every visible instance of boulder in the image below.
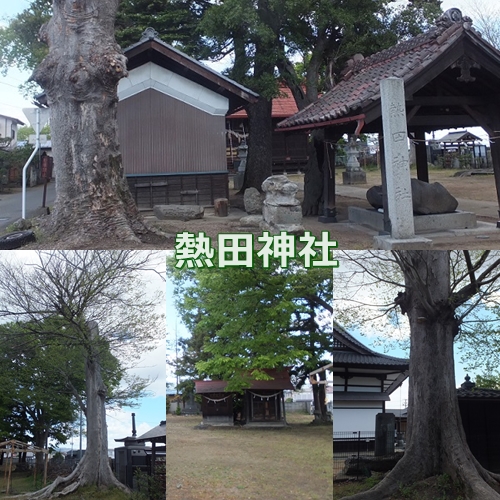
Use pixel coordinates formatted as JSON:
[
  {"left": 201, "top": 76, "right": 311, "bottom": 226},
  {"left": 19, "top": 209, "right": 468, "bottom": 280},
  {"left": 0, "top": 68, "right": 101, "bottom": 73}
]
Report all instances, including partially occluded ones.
[
  {"left": 240, "top": 215, "right": 263, "bottom": 228},
  {"left": 343, "top": 453, "right": 404, "bottom": 476},
  {"left": 153, "top": 205, "right": 204, "bottom": 221},
  {"left": 366, "top": 178, "right": 458, "bottom": 215},
  {"left": 244, "top": 187, "right": 263, "bottom": 214}
]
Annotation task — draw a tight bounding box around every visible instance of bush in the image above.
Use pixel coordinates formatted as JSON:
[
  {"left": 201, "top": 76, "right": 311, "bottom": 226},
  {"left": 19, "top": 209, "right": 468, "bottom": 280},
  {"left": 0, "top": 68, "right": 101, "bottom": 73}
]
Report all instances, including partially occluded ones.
[{"left": 131, "top": 467, "right": 166, "bottom": 500}]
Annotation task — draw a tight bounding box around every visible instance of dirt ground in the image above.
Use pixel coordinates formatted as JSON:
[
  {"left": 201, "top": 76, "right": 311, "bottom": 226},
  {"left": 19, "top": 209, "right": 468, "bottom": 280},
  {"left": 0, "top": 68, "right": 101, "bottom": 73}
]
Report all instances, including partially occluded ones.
[
  {"left": 166, "top": 414, "right": 333, "bottom": 500},
  {"left": 147, "top": 168, "right": 500, "bottom": 251},
  {"left": 23, "top": 168, "right": 500, "bottom": 250}
]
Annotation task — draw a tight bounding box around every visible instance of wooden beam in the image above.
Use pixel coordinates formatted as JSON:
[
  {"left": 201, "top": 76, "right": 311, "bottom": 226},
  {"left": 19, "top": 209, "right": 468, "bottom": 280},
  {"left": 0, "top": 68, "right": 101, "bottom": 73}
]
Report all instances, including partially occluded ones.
[
  {"left": 407, "top": 96, "right": 488, "bottom": 106},
  {"left": 406, "top": 105, "right": 421, "bottom": 122},
  {"left": 461, "top": 104, "right": 494, "bottom": 135},
  {"left": 409, "top": 115, "right": 478, "bottom": 127}
]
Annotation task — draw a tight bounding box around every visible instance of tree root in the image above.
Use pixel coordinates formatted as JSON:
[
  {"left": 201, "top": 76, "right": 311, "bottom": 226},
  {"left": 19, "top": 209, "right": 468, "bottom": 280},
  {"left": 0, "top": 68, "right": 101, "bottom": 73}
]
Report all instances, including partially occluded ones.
[
  {"left": 338, "top": 450, "right": 500, "bottom": 500},
  {"left": 4, "top": 460, "right": 130, "bottom": 499}
]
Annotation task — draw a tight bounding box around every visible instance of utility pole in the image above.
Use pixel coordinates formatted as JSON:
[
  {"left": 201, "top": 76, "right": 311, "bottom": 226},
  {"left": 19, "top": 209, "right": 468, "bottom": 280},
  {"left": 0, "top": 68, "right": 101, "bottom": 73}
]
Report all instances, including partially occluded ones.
[{"left": 175, "top": 322, "right": 179, "bottom": 395}]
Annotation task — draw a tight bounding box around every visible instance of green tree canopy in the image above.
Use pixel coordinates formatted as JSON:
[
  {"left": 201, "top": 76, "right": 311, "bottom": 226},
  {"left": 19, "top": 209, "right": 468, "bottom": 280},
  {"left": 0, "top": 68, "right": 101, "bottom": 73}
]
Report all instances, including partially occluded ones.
[{"left": 168, "top": 257, "right": 332, "bottom": 419}]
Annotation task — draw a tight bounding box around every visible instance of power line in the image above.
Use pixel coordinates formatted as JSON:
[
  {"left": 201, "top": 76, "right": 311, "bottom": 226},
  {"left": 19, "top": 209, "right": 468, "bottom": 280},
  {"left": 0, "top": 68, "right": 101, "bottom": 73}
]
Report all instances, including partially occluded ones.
[{"left": 0, "top": 80, "right": 22, "bottom": 89}]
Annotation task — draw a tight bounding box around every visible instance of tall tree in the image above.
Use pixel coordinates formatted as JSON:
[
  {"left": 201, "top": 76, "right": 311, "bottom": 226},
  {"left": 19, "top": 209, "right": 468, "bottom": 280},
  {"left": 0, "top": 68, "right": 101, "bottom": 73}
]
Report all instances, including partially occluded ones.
[
  {"left": 0, "top": 0, "right": 51, "bottom": 74},
  {"left": 0, "top": 1, "right": 209, "bottom": 246},
  {"left": 336, "top": 251, "right": 500, "bottom": 500},
  {"left": 168, "top": 259, "right": 333, "bottom": 422},
  {"left": 463, "top": 0, "right": 500, "bottom": 49},
  {"left": 0, "top": 251, "right": 164, "bottom": 498},
  {"left": 115, "top": 0, "right": 211, "bottom": 56},
  {"left": 0, "top": 327, "right": 80, "bottom": 457},
  {"left": 201, "top": 0, "right": 441, "bottom": 209},
  {"left": 31, "top": 1, "right": 155, "bottom": 246},
  {"left": 201, "top": 0, "right": 282, "bottom": 192}
]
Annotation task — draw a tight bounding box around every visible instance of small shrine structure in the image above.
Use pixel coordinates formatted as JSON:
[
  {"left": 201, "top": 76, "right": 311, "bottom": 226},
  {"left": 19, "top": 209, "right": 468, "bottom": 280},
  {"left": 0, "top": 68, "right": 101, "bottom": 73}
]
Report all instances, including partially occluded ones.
[
  {"left": 277, "top": 8, "right": 500, "bottom": 227},
  {"left": 195, "top": 368, "right": 294, "bottom": 427}
]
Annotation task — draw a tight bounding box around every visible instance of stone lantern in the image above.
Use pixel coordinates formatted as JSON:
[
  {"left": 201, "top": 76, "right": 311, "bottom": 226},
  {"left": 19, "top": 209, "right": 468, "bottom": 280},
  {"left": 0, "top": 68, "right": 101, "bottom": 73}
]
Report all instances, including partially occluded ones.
[{"left": 342, "top": 135, "right": 367, "bottom": 185}]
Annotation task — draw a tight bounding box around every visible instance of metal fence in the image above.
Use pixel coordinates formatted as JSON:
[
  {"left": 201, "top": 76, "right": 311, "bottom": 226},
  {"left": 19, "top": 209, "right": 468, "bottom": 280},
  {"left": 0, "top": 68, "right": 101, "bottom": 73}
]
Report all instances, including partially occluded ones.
[{"left": 333, "top": 431, "right": 376, "bottom": 481}]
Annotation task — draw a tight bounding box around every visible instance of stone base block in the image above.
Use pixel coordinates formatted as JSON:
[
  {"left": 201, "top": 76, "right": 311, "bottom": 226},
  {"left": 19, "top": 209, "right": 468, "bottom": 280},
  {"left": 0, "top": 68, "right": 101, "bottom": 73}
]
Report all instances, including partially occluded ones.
[
  {"left": 260, "top": 221, "right": 305, "bottom": 235},
  {"left": 348, "top": 207, "right": 477, "bottom": 233},
  {"left": 153, "top": 204, "right": 204, "bottom": 221},
  {"left": 240, "top": 215, "right": 263, "bottom": 228},
  {"left": 343, "top": 170, "right": 367, "bottom": 185},
  {"left": 263, "top": 203, "right": 303, "bottom": 226},
  {"left": 374, "top": 235, "right": 433, "bottom": 250},
  {"left": 202, "top": 416, "right": 233, "bottom": 426}
]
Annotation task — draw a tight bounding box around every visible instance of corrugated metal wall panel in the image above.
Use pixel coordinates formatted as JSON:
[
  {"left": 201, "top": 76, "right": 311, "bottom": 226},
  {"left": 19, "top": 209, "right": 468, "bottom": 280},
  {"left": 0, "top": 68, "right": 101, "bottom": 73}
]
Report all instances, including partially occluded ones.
[{"left": 118, "top": 89, "right": 227, "bottom": 175}]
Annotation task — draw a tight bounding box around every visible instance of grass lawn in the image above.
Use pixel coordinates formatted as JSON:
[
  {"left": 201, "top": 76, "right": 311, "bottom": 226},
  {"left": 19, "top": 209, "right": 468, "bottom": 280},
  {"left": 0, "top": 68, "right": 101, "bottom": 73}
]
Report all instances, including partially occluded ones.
[
  {"left": 335, "top": 166, "right": 498, "bottom": 204},
  {"left": 0, "top": 472, "right": 132, "bottom": 500},
  {"left": 166, "top": 413, "right": 333, "bottom": 500}
]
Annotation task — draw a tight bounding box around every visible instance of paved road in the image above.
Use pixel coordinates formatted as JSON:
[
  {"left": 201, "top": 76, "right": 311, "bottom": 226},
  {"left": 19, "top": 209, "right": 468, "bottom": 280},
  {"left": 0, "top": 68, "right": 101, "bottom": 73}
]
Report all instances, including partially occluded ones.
[{"left": 0, "top": 181, "right": 56, "bottom": 232}]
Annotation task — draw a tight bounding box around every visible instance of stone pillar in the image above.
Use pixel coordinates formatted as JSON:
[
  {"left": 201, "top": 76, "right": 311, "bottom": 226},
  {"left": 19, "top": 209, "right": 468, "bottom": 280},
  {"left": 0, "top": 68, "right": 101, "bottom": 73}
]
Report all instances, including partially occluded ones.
[
  {"left": 378, "top": 133, "right": 390, "bottom": 234},
  {"left": 375, "top": 413, "right": 395, "bottom": 457},
  {"left": 374, "top": 78, "right": 431, "bottom": 249},
  {"left": 380, "top": 78, "right": 414, "bottom": 239}
]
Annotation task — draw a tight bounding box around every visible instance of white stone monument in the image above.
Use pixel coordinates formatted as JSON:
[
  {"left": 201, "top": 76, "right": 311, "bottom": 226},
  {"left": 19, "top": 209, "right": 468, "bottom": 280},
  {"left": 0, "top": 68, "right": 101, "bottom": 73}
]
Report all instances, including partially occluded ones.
[
  {"left": 374, "top": 78, "right": 431, "bottom": 249},
  {"left": 260, "top": 175, "right": 304, "bottom": 234}
]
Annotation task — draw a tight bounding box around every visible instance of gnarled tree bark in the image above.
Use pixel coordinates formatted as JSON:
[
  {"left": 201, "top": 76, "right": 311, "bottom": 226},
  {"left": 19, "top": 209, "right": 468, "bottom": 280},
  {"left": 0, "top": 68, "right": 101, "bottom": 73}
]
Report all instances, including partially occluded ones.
[
  {"left": 342, "top": 251, "right": 500, "bottom": 500},
  {"left": 32, "top": 0, "right": 156, "bottom": 246}
]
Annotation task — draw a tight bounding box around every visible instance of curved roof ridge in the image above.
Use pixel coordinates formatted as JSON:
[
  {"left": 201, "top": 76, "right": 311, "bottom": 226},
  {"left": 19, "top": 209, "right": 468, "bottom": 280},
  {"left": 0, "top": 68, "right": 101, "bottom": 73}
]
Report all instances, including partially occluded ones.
[
  {"left": 344, "top": 26, "right": 444, "bottom": 80},
  {"left": 332, "top": 320, "right": 408, "bottom": 363}
]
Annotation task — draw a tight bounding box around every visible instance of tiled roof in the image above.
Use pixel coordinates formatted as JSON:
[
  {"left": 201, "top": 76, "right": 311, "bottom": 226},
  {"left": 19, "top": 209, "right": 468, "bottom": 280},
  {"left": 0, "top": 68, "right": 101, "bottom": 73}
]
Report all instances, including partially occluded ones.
[
  {"left": 438, "top": 130, "right": 482, "bottom": 142},
  {"left": 332, "top": 320, "right": 409, "bottom": 367},
  {"left": 195, "top": 368, "right": 294, "bottom": 393},
  {"left": 277, "top": 12, "right": 492, "bottom": 130},
  {"left": 457, "top": 388, "right": 500, "bottom": 399},
  {"left": 332, "top": 351, "right": 409, "bottom": 367},
  {"left": 136, "top": 421, "right": 166, "bottom": 443},
  {"left": 227, "top": 86, "right": 299, "bottom": 119}
]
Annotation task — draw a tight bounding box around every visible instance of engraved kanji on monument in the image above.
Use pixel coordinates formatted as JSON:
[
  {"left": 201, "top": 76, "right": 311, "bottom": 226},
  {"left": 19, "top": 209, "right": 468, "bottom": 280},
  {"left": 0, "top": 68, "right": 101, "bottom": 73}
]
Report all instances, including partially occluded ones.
[{"left": 380, "top": 78, "right": 415, "bottom": 240}]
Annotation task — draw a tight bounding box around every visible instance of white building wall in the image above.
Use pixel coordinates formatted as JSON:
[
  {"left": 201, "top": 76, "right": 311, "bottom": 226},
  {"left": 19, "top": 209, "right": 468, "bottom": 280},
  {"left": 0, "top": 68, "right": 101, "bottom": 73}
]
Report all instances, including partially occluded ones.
[
  {"left": 118, "top": 62, "right": 229, "bottom": 116},
  {"left": 332, "top": 408, "right": 380, "bottom": 433}
]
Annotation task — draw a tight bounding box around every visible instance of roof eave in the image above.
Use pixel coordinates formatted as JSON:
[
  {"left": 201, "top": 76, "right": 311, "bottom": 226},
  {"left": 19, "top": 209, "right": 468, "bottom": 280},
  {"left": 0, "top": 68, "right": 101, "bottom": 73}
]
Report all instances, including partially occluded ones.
[
  {"left": 124, "top": 39, "right": 258, "bottom": 105},
  {"left": 276, "top": 113, "right": 366, "bottom": 132}
]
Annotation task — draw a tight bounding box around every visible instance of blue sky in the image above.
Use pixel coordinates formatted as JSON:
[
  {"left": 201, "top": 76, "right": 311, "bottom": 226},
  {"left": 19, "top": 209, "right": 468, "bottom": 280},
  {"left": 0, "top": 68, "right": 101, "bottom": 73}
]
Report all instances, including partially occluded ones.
[{"left": 333, "top": 252, "right": 500, "bottom": 410}]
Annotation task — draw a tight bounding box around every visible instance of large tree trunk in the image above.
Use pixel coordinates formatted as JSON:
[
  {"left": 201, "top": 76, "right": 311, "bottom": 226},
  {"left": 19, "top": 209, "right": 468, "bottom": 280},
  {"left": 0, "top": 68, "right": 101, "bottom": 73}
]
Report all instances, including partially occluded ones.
[
  {"left": 32, "top": 0, "right": 152, "bottom": 246},
  {"left": 302, "top": 131, "right": 325, "bottom": 216},
  {"left": 241, "top": 97, "right": 273, "bottom": 192},
  {"left": 344, "top": 251, "right": 500, "bottom": 500},
  {"left": 15, "top": 324, "right": 127, "bottom": 499}
]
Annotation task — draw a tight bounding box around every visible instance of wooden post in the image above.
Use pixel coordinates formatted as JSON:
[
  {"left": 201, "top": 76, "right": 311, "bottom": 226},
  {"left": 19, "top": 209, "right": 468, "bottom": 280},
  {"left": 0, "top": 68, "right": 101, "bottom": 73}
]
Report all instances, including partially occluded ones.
[
  {"left": 6, "top": 452, "right": 13, "bottom": 495},
  {"left": 43, "top": 451, "right": 48, "bottom": 486},
  {"left": 414, "top": 129, "right": 429, "bottom": 183}
]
